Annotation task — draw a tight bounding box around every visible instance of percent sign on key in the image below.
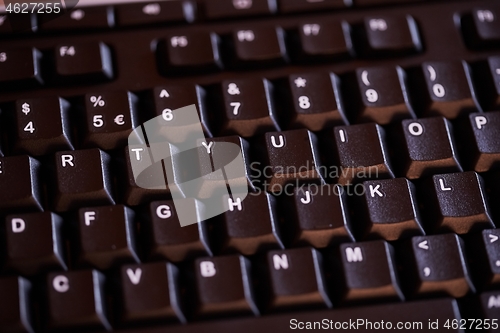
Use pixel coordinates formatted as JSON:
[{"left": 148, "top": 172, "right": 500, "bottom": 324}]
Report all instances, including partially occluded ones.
[{"left": 90, "top": 95, "right": 106, "bottom": 107}]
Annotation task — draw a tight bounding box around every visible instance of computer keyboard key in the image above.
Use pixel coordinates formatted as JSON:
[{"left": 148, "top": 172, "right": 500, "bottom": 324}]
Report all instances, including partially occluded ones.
[
  {"left": 340, "top": 241, "right": 403, "bottom": 302},
  {"left": 480, "top": 291, "right": 500, "bottom": 326},
  {"left": 478, "top": 229, "right": 500, "bottom": 287},
  {"left": 152, "top": 85, "right": 212, "bottom": 138},
  {"left": 421, "top": 61, "right": 477, "bottom": 118},
  {"left": 232, "top": 25, "right": 287, "bottom": 66},
  {"left": 362, "top": 15, "right": 421, "bottom": 55},
  {"left": 197, "top": 135, "right": 255, "bottom": 195},
  {"left": 292, "top": 185, "right": 354, "bottom": 247},
  {"left": 0, "top": 13, "right": 36, "bottom": 34},
  {"left": 194, "top": 255, "right": 258, "bottom": 317},
  {"left": 218, "top": 192, "right": 282, "bottom": 255},
  {"left": 162, "top": 31, "right": 222, "bottom": 73},
  {"left": 469, "top": 112, "right": 500, "bottom": 172},
  {"left": 287, "top": 72, "right": 347, "bottom": 130},
  {"left": 361, "top": 178, "right": 423, "bottom": 241},
  {"left": 55, "top": 42, "right": 113, "bottom": 82},
  {"left": 401, "top": 117, "right": 462, "bottom": 179},
  {"left": 5, "top": 212, "right": 66, "bottom": 276},
  {"left": 47, "top": 270, "right": 111, "bottom": 331},
  {"left": 0, "top": 155, "right": 42, "bottom": 214},
  {"left": 122, "top": 146, "right": 171, "bottom": 206},
  {"left": 13, "top": 97, "right": 73, "bottom": 156},
  {"left": 206, "top": 0, "right": 276, "bottom": 19},
  {"left": 53, "top": 149, "right": 114, "bottom": 212},
  {"left": 77, "top": 205, "right": 139, "bottom": 270},
  {"left": 471, "top": 6, "right": 500, "bottom": 46},
  {"left": 354, "top": 66, "right": 414, "bottom": 124},
  {"left": 479, "top": 56, "right": 500, "bottom": 110},
  {"left": 83, "top": 91, "right": 139, "bottom": 150},
  {"left": 430, "top": 172, "right": 493, "bottom": 234},
  {"left": 220, "top": 78, "right": 279, "bottom": 137},
  {"left": 280, "top": 0, "right": 348, "bottom": 13},
  {"left": 117, "top": 0, "right": 196, "bottom": 26},
  {"left": 39, "top": 6, "right": 114, "bottom": 31},
  {"left": 148, "top": 200, "right": 212, "bottom": 262},
  {"left": 267, "top": 247, "right": 332, "bottom": 310},
  {"left": 265, "top": 129, "right": 324, "bottom": 191},
  {"left": 297, "top": 21, "right": 352, "bottom": 60},
  {"left": 408, "top": 234, "right": 474, "bottom": 298},
  {"left": 0, "top": 276, "right": 33, "bottom": 333},
  {"left": 120, "top": 262, "right": 185, "bottom": 324},
  {"left": 0, "top": 47, "right": 42, "bottom": 86},
  {"left": 333, "top": 123, "right": 394, "bottom": 185}
]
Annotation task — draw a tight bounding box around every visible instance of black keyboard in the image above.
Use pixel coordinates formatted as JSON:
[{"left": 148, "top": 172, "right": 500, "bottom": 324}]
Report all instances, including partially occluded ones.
[{"left": 1, "top": 0, "right": 500, "bottom": 332}]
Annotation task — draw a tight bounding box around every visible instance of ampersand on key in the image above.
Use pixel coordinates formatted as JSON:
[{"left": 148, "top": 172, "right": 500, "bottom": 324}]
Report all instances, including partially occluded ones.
[{"left": 227, "top": 83, "right": 240, "bottom": 95}]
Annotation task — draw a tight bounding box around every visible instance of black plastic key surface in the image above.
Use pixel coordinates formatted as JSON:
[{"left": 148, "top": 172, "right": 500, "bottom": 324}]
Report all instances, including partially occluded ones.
[
  {"left": 83, "top": 91, "right": 139, "bottom": 150},
  {"left": 471, "top": 6, "right": 500, "bottom": 46},
  {"left": 0, "top": 47, "right": 42, "bottom": 86},
  {"left": 162, "top": 31, "right": 222, "bottom": 73},
  {"left": 401, "top": 117, "right": 462, "bottom": 179},
  {"left": 333, "top": 123, "right": 393, "bottom": 185},
  {"left": 55, "top": 42, "right": 113, "bottom": 82},
  {"left": 430, "top": 172, "right": 493, "bottom": 234},
  {"left": 478, "top": 229, "right": 500, "bottom": 287},
  {"left": 421, "top": 61, "right": 477, "bottom": 118},
  {"left": 205, "top": 0, "right": 276, "bottom": 19},
  {"left": 469, "top": 112, "right": 500, "bottom": 172},
  {"left": 52, "top": 149, "right": 114, "bottom": 212},
  {"left": 0, "top": 13, "right": 36, "bottom": 34},
  {"left": 264, "top": 129, "right": 324, "bottom": 191},
  {"left": 152, "top": 85, "right": 211, "bottom": 137},
  {"left": 220, "top": 78, "right": 279, "bottom": 137},
  {"left": 77, "top": 205, "right": 139, "bottom": 270},
  {"left": 361, "top": 178, "right": 423, "bottom": 241},
  {"left": 280, "top": 0, "right": 348, "bottom": 13},
  {"left": 354, "top": 66, "right": 414, "bottom": 124},
  {"left": 297, "top": 21, "right": 352, "bottom": 60},
  {"left": 0, "top": 155, "right": 42, "bottom": 214},
  {"left": 479, "top": 56, "right": 500, "bottom": 110},
  {"left": 148, "top": 200, "right": 211, "bottom": 262},
  {"left": 4, "top": 212, "right": 66, "bottom": 276},
  {"left": 217, "top": 192, "right": 282, "bottom": 255},
  {"left": 339, "top": 240, "right": 403, "bottom": 302},
  {"left": 0, "top": 276, "right": 33, "bottom": 333},
  {"left": 287, "top": 72, "right": 347, "bottom": 130},
  {"left": 232, "top": 25, "right": 287, "bottom": 66},
  {"left": 292, "top": 185, "right": 354, "bottom": 247},
  {"left": 194, "top": 255, "right": 258, "bottom": 317},
  {"left": 480, "top": 291, "right": 500, "bottom": 328},
  {"left": 266, "top": 247, "right": 331, "bottom": 310},
  {"left": 407, "top": 234, "right": 474, "bottom": 298},
  {"left": 117, "top": 0, "right": 195, "bottom": 26},
  {"left": 122, "top": 146, "right": 171, "bottom": 206},
  {"left": 120, "top": 262, "right": 185, "bottom": 324},
  {"left": 362, "top": 15, "right": 421, "bottom": 55},
  {"left": 39, "top": 6, "right": 114, "bottom": 31},
  {"left": 13, "top": 97, "right": 73, "bottom": 156},
  {"left": 196, "top": 135, "right": 255, "bottom": 196},
  {"left": 47, "top": 270, "right": 111, "bottom": 331}
]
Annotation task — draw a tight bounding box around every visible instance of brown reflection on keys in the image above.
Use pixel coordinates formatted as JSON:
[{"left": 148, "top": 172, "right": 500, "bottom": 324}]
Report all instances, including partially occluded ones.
[{"left": 333, "top": 123, "right": 394, "bottom": 185}]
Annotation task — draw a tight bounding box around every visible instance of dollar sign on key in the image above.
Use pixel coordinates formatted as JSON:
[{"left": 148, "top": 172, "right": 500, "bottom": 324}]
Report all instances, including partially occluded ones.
[{"left": 22, "top": 103, "right": 30, "bottom": 115}]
